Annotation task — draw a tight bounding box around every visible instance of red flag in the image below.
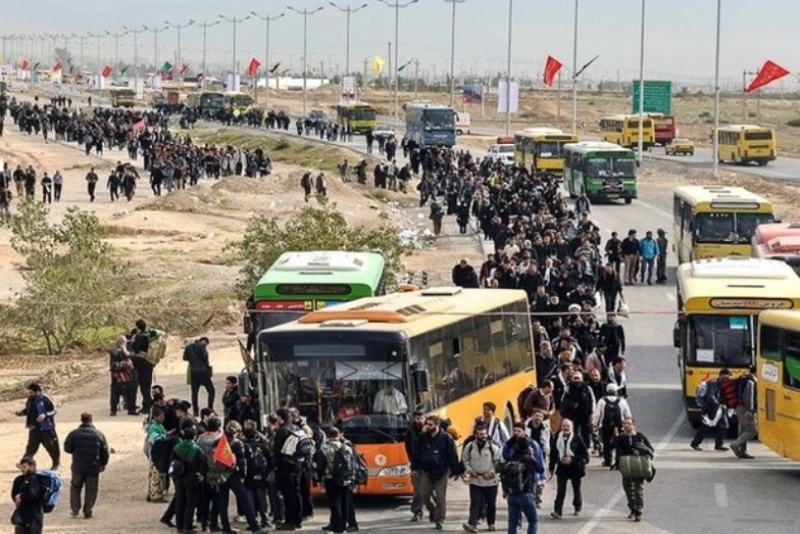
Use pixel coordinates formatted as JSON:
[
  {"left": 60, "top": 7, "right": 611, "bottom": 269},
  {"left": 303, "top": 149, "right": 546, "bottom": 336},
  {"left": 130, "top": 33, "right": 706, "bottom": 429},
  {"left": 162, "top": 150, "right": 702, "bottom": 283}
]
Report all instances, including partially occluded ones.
[
  {"left": 745, "top": 60, "right": 790, "bottom": 93},
  {"left": 247, "top": 57, "right": 261, "bottom": 77},
  {"left": 52, "top": 60, "right": 63, "bottom": 72},
  {"left": 179, "top": 62, "right": 190, "bottom": 76},
  {"left": 101, "top": 65, "right": 113, "bottom": 78},
  {"left": 213, "top": 433, "right": 235, "bottom": 468},
  {"left": 21, "top": 59, "right": 29, "bottom": 71},
  {"left": 543, "top": 55, "right": 563, "bottom": 87},
  {"left": 132, "top": 119, "right": 146, "bottom": 132}
]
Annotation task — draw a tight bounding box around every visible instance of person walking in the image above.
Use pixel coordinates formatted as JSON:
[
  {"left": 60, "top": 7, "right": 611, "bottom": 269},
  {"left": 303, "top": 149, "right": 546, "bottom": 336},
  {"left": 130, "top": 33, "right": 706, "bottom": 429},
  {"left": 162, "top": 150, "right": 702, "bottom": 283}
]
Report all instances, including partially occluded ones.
[
  {"left": 52, "top": 171, "right": 63, "bottom": 202},
  {"left": 16, "top": 383, "right": 60, "bottom": 470},
  {"left": 63, "top": 413, "right": 109, "bottom": 519},
  {"left": 109, "top": 335, "right": 137, "bottom": 416},
  {"left": 273, "top": 408, "right": 305, "bottom": 531},
  {"left": 40, "top": 173, "right": 52, "bottom": 204},
  {"left": 548, "top": 418, "right": 588, "bottom": 520},
  {"left": 591, "top": 384, "right": 632, "bottom": 468},
  {"left": 171, "top": 427, "right": 206, "bottom": 534},
  {"left": 410, "top": 414, "right": 462, "bottom": 531},
  {"left": 620, "top": 230, "right": 640, "bottom": 285},
  {"left": 500, "top": 423, "right": 545, "bottom": 534},
  {"left": 11, "top": 457, "right": 45, "bottom": 534},
  {"left": 406, "top": 411, "right": 426, "bottom": 522},
  {"left": 730, "top": 366, "right": 757, "bottom": 459},
  {"left": 614, "top": 418, "right": 654, "bottom": 522},
  {"left": 183, "top": 337, "right": 215, "bottom": 417},
  {"left": 655, "top": 229, "right": 668, "bottom": 284},
  {"left": 429, "top": 201, "right": 445, "bottom": 237},
  {"left": 638, "top": 231, "right": 660, "bottom": 285},
  {"left": 461, "top": 423, "right": 501, "bottom": 533},
  {"left": 318, "top": 427, "right": 356, "bottom": 534},
  {"left": 130, "top": 319, "right": 154, "bottom": 414},
  {"left": 690, "top": 369, "right": 730, "bottom": 452},
  {"left": 85, "top": 167, "right": 99, "bottom": 202}
]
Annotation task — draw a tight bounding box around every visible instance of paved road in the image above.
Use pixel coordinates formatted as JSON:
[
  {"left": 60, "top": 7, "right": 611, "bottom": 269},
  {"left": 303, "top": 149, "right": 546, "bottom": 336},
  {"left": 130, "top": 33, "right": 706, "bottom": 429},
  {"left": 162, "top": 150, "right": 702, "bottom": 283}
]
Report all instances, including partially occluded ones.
[{"left": 646, "top": 146, "right": 800, "bottom": 182}]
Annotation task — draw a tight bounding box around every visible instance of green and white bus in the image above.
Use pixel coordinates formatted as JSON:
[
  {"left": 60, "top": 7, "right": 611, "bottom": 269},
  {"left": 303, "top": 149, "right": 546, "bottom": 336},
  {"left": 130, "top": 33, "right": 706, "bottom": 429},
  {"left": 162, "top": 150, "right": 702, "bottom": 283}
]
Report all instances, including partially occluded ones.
[
  {"left": 564, "top": 141, "right": 637, "bottom": 204},
  {"left": 247, "top": 251, "right": 388, "bottom": 333}
]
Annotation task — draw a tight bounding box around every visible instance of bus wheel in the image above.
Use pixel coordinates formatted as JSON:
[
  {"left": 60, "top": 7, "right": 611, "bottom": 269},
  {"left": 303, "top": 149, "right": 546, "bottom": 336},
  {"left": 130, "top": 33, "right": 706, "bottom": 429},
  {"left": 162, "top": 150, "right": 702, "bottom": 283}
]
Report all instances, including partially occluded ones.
[
  {"left": 758, "top": 160, "right": 768, "bottom": 166},
  {"left": 625, "top": 198, "right": 632, "bottom": 205},
  {"left": 504, "top": 403, "right": 516, "bottom": 428}
]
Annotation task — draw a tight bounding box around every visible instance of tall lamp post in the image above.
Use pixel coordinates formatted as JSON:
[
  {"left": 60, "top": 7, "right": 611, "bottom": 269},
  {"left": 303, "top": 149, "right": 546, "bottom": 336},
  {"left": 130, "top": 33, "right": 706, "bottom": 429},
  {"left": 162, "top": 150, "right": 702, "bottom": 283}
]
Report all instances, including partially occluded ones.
[
  {"left": 87, "top": 32, "right": 103, "bottom": 75},
  {"left": 165, "top": 20, "right": 193, "bottom": 85},
  {"left": 145, "top": 25, "right": 167, "bottom": 77},
  {"left": 444, "top": 0, "right": 466, "bottom": 108},
  {"left": 189, "top": 20, "right": 220, "bottom": 90},
  {"left": 71, "top": 33, "right": 87, "bottom": 78},
  {"left": 378, "top": 0, "right": 419, "bottom": 127},
  {"left": 712, "top": 0, "right": 722, "bottom": 179},
  {"left": 287, "top": 5, "right": 324, "bottom": 119},
  {"left": 251, "top": 11, "right": 285, "bottom": 107},
  {"left": 123, "top": 25, "right": 146, "bottom": 92},
  {"left": 636, "top": 0, "right": 646, "bottom": 164},
  {"left": 571, "top": 0, "right": 580, "bottom": 134},
  {"left": 328, "top": 3, "right": 367, "bottom": 77},
  {"left": 504, "top": 0, "right": 513, "bottom": 134},
  {"left": 218, "top": 14, "right": 251, "bottom": 79},
  {"left": 105, "top": 30, "right": 128, "bottom": 79}
]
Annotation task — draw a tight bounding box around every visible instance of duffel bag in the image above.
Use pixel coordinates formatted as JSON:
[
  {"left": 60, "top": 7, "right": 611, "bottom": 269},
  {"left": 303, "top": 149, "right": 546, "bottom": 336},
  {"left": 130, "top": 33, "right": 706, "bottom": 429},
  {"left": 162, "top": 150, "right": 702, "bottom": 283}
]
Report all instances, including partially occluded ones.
[{"left": 618, "top": 454, "right": 653, "bottom": 479}]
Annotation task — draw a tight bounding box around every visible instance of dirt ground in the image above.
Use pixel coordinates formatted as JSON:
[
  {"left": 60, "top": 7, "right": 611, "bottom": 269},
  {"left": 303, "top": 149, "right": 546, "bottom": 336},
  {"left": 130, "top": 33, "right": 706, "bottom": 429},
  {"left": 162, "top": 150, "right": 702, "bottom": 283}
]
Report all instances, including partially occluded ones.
[{"left": 1, "top": 91, "right": 799, "bottom": 532}]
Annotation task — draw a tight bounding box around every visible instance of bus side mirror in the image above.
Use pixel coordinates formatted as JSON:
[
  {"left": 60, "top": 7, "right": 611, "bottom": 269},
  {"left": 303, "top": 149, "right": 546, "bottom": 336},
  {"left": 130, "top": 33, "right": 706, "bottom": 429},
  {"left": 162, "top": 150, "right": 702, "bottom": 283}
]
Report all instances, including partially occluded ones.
[
  {"left": 673, "top": 321, "right": 682, "bottom": 348},
  {"left": 414, "top": 368, "right": 430, "bottom": 392},
  {"left": 243, "top": 314, "right": 252, "bottom": 335}
]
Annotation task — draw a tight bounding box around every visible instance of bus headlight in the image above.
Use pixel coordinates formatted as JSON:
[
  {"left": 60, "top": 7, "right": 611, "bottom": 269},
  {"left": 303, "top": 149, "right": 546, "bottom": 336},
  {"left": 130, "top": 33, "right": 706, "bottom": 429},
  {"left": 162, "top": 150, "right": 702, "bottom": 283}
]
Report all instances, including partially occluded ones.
[{"left": 376, "top": 464, "right": 411, "bottom": 477}]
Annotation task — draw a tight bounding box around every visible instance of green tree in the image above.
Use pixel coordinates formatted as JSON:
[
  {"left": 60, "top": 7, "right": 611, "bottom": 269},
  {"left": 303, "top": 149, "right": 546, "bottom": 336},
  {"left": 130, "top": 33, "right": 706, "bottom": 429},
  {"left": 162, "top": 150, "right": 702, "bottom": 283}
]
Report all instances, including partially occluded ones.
[
  {"left": 6, "top": 201, "right": 129, "bottom": 354},
  {"left": 227, "top": 203, "right": 411, "bottom": 297}
]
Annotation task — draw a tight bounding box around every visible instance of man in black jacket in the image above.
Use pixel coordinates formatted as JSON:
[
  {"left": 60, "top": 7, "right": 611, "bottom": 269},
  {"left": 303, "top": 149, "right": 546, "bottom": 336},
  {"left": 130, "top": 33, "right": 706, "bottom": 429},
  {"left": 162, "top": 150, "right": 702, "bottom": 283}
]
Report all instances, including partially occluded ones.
[
  {"left": 410, "top": 414, "right": 462, "bottom": 531},
  {"left": 405, "top": 410, "right": 426, "bottom": 521},
  {"left": 183, "top": 337, "right": 215, "bottom": 417},
  {"left": 548, "top": 418, "right": 589, "bottom": 519},
  {"left": 130, "top": 319, "right": 154, "bottom": 414},
  {"left": 64, "top": 413, "right": 109, "bottom": 519},
  {"left": 11, "top": 457, "right": 44, "bottom": 534},
  {"left": 273, "top": 408, "right": 304, "bottom": 531}
]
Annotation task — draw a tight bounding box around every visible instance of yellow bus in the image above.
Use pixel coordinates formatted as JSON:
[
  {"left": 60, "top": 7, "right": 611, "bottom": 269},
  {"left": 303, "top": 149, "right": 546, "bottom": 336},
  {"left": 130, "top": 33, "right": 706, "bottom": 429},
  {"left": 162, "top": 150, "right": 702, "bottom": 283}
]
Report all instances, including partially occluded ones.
[
  {"left": 756, "top": 310, "right": 800, "bottom": 461},
  {"left": 513, "top": 127, "right": 579, "bottom": 177},
  {"left": 674, "top": 257, "right": 800, "bottom": 426},
  {"left": 109, "top": 87, "right": 136, "bottom": 108},
  {"left": 255, "top": 287, "right": 534, "bottom": 495},
  {"left": 716, "top": 124, "right": 776, "bottom": 166},
  {"left": 599, "top": 114, "right": 655, "bottom": 150},
  {"left": 336, "top": 102, "right": 377, "bottom": 134},
  {"left": 673, "top": 185, "right": 775, "bottom": 264},
  {"left": 224, "top": 91, "right": 254, "bottom": 114}
]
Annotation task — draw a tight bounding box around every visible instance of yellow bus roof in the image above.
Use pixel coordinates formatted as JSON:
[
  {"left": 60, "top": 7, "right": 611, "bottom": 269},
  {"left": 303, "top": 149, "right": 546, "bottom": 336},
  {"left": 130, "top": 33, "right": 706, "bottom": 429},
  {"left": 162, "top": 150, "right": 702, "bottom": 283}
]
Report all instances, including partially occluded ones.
[
  {"left": 265, "top": 287, "right": 529, "bottom": 337},
  {"left": 600, "top": 114, "right": 648, "bottom": 121},
  {"left": 677, "top": 257, "right": 800, "bottom": 311},
  {"left": 717, "top": 124, "right": 772, "bottom": 132},
  {"left": 759, "top": 309, "right": 800, "bottom": 329},
  {"left": 514, "top": 128, "right": 576, "bottom": 140},
  {"left": 674, "top": 185, "right": 772, "bottom": 210}
]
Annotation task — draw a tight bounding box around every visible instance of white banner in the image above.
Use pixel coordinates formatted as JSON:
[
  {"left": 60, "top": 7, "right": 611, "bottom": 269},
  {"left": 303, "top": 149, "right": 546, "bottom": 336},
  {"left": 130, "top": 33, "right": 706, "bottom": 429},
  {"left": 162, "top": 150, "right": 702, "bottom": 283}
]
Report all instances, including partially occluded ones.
[
  {"left": 226, "top": 73, "right": 241, "bottom": 93},
  {"left": 497, "top": 80, "right": 519, "bottom": 113}
]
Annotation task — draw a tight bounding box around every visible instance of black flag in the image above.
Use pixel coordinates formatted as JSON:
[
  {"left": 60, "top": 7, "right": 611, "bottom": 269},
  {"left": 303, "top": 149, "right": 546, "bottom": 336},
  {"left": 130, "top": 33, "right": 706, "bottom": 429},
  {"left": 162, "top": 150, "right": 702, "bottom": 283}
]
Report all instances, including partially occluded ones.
[
  {"left": 269, "top": 62, "right": 281, "bottom": 73},
  {"left": 573, "top": 55, "right": 600, "bottom": 80}
]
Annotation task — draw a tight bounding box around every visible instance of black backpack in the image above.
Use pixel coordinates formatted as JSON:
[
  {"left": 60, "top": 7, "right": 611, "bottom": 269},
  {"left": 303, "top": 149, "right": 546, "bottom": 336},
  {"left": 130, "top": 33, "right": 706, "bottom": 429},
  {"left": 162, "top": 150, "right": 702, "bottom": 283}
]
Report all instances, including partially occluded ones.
[
  {"left": 331, "top": 442, "right": 357, "bottom": 487},
  {"left": 246, "top": 443, "right": 269, "bottom": 483},
  {"left": 498, "top": 460, "right": 527, "bottom": 495},
  {"left": 602, "top": 397, "right": 622, "bottom": 430}
]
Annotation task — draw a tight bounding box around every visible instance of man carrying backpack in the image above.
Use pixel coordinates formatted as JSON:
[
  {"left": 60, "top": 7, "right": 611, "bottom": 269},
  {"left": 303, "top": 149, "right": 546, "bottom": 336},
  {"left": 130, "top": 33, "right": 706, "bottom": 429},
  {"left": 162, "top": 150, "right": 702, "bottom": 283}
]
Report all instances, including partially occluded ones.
[
  {"left": 273, "top": 408, "right": 311, "bottom": 531},
  {"left": 690, "top": 369, "right": 730, "bottom": 452},
  {"left": 591, "top": 384, "right": 633, "bottom": 468},
  {"left": 11, "top": 457, "right": 45, "bottom": 534},
  {"left": 500, "top": 423, "right": 546, "bottom": 534},
  {"left": 64, "top": 413, "right": 109, "bottom": 520},
  {"left": 461, "top": 423, "right": 501, "bottom": 533},
  {"left": 214, "top": 421, "right": 265, "bottom": 534},
  {"left": 730, "top": 366, "right": 758, "bottom": 460},
  {"left": 183, "top": 337, "right": 215, "bottom": 418},
  {"left": 317, "top": 427, "right": 358, "bottom": 534}
]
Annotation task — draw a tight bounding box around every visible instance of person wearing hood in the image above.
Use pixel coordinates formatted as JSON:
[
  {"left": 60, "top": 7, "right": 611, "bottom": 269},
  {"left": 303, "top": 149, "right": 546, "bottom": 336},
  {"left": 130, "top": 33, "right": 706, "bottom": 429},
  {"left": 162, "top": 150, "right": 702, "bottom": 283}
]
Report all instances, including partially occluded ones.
[{"left": 591, "top": 384, "right": 633, "bottom": 467}]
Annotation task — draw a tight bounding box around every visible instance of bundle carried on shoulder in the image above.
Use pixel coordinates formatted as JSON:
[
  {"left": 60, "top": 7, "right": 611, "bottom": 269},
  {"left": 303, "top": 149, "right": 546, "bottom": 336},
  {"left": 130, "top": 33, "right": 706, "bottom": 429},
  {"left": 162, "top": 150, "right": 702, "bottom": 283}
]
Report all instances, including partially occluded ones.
[{"left": 144, "top": 329, "right": 168, "bottom": 366}]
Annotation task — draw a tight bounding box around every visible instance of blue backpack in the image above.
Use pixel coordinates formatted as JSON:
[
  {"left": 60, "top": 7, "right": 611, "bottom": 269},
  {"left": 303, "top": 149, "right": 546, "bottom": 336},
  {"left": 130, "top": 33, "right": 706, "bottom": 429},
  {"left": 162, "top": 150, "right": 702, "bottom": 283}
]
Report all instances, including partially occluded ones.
[{"left": 37, "top": 470, "right": 63, "bottom": 513}]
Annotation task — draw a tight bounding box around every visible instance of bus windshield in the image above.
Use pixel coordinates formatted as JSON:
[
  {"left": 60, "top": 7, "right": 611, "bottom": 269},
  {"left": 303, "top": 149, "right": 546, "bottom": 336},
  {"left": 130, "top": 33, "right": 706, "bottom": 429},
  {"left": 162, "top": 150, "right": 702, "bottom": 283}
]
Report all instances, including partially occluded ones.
[
  {"left": 350, "top": 108, "right": 376, "bottom": 120},
  {"left": 695, "top": 213, "right": 774, "bottom": 244},
  {"left": 423, "top": 110, "right": 455, "bottom": 130},
  {"left": 261, "top": 335, "right": 409, "bottom": 443},
  {"left": 536, "top": 142, "right": 561, "bottom": 158},
  {"left": 201, "top": 93, "right": 224, "bottom": 107},
  {"left": 687, "top": 314, "right": 753, "bottom": 366},
  {"left": 586, "top": 158, "right": 635, "bottom": 178}
]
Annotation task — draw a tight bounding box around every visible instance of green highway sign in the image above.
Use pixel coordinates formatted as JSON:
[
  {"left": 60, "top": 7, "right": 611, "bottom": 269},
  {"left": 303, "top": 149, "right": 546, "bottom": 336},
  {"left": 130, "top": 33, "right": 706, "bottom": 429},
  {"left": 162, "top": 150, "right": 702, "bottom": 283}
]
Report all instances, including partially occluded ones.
[{"left": 632, "top": 80, "right": 672, "bottom": 115}]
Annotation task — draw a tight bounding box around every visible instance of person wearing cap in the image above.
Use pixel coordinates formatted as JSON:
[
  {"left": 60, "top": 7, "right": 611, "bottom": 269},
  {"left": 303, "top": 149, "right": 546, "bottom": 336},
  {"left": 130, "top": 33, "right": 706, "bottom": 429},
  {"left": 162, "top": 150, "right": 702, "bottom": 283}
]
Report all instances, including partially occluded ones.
[
  {"left": 592, "top": 384, "right": 633, "bottom": 467},
  {"left": 655, "top": 229, "right": 669, "bottom": 284}
]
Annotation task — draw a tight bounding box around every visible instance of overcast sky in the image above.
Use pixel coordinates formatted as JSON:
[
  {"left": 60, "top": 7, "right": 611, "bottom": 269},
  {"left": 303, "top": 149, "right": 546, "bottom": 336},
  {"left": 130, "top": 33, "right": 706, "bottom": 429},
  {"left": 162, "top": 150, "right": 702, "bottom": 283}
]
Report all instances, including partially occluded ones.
[{"left": 3, "top": 0, "right": 798, "bottom": 87}]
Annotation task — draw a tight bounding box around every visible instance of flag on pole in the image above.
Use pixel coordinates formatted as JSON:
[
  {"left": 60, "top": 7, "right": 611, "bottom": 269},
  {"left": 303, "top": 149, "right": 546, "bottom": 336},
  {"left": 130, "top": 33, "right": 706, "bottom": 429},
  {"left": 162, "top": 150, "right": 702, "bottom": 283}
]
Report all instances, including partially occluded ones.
[
  {"left": 52, "top": 60, "right": 63, "bottom": 72},
  {"left": 397, "top": 59, "right": 413, "bottom": 72},
  {"left": 20, "top": 59, "right": 30, "bottom": 71},
  {"left": 543, "top": 55, "right": 563, "bottom": 87},
  {"left": 745, "top": 60, "right": 790, "bottom": 93},
  {"left": 372, "top": 55, "right": 386, "bottom": 75},
  {"left": 213, "top": 433, "right": 235, "bottom": 468},
  {"left": 33, "top": 61, "right": 41, "bottom": 71},
  {"left": 161, "top": 61, "right": 173, "bottom": 74},
  {"left": 132, "top": 119, "right": 146, "bottom": 132},
  {"left": 120, "top": 65, "right": 129, "bottom": 76},
  {"left": 180, "top": 63, "right": 190, "bottom": 76},
  {"left": 101, "top": 65, "right": 112, "bottom": 78},
  {"left": 574, "top": 54, "right": 599, "bottom": 80},
  {"left": 247, "top": 58, "right": 261, "bottom": 77},
  {"left": 269, "top": 62, "right": 281, "bottom": 73}
]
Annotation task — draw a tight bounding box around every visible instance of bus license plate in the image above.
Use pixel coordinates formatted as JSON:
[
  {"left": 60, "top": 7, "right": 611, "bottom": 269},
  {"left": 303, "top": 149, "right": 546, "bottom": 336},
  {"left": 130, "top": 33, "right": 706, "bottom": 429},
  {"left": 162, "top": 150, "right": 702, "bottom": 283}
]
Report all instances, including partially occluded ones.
[{"left": 607, "top": 193, "right": 619, "bottom": 198}]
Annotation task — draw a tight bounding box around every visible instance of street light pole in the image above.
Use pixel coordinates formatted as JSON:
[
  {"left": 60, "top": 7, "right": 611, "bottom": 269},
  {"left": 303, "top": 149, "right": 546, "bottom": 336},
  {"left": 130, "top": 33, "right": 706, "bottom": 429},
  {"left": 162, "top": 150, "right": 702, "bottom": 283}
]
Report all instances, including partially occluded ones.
[
  {"left": 712, "top": 0, "right": 722, "bottom": 179},
  {"left": 252, "top": 11, "right": 285, "bottom": 108},
  {"left": 123, "top": 26, "right": 146, "bottom": 92},
  {"left": 105, "top": 30, "right": 128, "bottom": 79},
  {"left": 329, "top": 3, "right": 368, "bottom": 77},
  {"left": 219, "top": 14, "right": 251, "bottom": 78},
  {"left": 189, "top": 21, "right": 220, "bottom": 90},
  {"left": 571, "top": 0, "right": 579, "bottom": 134},
  {"left": 288, "top": 6, "right": 324, "bottom": 119},
  {"left": 378, "top": 0, "right": 419, "bottom": 127},
  {"left": 146, "top": 26, "right": 167, "bottom": 77},
  {"left": 444, "top": 0, "right": 466, "bottom": 108},
  {"left": 505, "top": 0, "right": 513, "bottom": 135},
  {"left": 637, "top": 0, "right": 646, "bottom": 164},
  {"left": 165, "top": 21, "right": 193, "bottom": 85}
]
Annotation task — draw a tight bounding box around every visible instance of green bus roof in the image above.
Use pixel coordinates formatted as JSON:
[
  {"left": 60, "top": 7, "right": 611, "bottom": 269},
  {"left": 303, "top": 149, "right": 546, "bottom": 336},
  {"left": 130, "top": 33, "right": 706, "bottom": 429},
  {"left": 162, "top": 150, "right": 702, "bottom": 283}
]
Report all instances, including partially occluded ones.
[
  {"left": 564, "top": 141, "right": 635, "bottom": 156},
  {"left": 254, "top": 251, "right": 386, "bottom": 299}
]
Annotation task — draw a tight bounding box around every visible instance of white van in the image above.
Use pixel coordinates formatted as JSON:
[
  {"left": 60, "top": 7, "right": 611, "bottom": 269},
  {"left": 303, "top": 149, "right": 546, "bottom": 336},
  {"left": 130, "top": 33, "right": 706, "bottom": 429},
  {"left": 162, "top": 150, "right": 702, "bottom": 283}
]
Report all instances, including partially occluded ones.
[{"left": 455, "top": 112, "right": 471, "bottom": 135}]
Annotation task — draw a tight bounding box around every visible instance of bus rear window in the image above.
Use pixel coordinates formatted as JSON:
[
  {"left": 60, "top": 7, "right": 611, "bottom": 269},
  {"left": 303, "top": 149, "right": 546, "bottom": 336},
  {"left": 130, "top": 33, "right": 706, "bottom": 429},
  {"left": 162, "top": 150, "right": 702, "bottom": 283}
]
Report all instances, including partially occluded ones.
[{"left": 744, "top": 131, "right": 773, "bottom": 141}]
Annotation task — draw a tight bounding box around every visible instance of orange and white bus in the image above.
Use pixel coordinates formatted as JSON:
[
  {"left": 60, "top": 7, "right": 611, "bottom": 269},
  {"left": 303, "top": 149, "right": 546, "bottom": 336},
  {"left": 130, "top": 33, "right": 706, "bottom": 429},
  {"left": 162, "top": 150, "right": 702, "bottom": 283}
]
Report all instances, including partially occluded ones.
[{"left": 255, "top": 287, "right": 534, "bottom": 495}]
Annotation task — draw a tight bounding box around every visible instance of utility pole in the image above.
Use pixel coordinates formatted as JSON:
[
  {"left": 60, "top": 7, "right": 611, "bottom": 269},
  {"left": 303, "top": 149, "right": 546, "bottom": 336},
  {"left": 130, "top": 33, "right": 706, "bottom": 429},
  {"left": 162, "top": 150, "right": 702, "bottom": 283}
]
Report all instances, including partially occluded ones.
[
  {"left": 444, "top": 0, "right": 466, "bottom": 108},
  {"left": 145, "top": 26, "right": 167, "bottom": 78},
  {"left": 378, "top": 0, "right": 420, "bottom": 127},
  {"left": 123, "top": 25, "right": 146, "bottom": 94},
  {"left": 219, "top": 14, "right": 251, "bottom": 79},
  {"left": 414, "top": 59, "right": 419, "bottom": 99},
  {"left": 105, "top": 30, "right": 128, "bottom": 81},
  {"left": 288, "top": 6, "right": 324, "bottom": 119},
  {"left": 165, "top": 20, "right": 193, "bottom": 87},
  {"left": 329, "top": 3, "right": 368, "bottom": 76},
  {"left": 505, "top": 0, "right": 513, "bottom": 134},
  {"left": 188, "top": 21, "right": 219, "bottom": 90},
  {"left": 251, "top": 11, "right": 284, "bottom": 108}
]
